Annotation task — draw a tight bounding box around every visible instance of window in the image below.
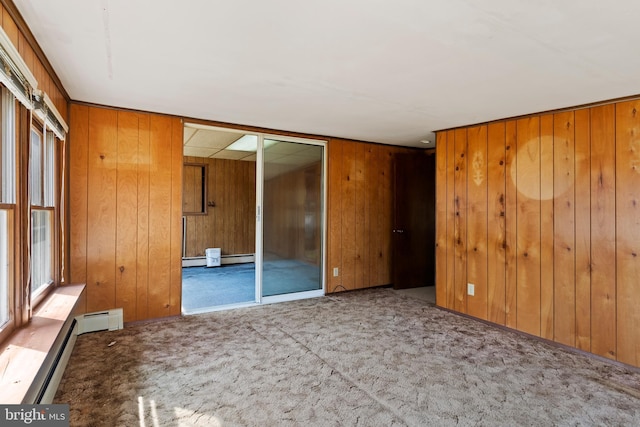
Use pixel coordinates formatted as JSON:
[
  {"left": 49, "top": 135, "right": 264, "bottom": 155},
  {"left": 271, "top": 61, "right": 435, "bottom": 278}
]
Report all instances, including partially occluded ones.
[
  {"left": 30, "top": 123, "right": 55, "bottom": 299},
  {"left": 1, "top": 87, "right": 15, "bottom": 334},
  {"left": 0, "top": 33, "right": 68, "bottom": 345}
]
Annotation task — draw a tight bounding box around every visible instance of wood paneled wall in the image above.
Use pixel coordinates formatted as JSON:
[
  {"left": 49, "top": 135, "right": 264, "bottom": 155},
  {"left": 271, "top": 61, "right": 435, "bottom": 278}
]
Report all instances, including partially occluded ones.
[
  {"left": 436, "top": 99, "right": 640, "bottom": 367},
  {"left": 327, "top": 139, "right": 414, "bottom": 293},
  {"left": 69, "top": 104, "right": 183, "bottom": 322},
  {"left": 183, "top": 156, "right": 255, "bottom": 257},
  {"left": 264, "top": 162, "right": 321, "bottom": 263},
  {"left": 0, "top": 4, "right": 67, "bottom": 121}
]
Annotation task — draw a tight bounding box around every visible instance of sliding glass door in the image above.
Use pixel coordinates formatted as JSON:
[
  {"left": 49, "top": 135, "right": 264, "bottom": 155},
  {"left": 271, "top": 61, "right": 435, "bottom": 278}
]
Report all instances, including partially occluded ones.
[
  {"left": 181, "top": 125, "right": 325, "bottom": 313},
  {"left": 261, "top": 138, "right": 324, "bottom": 299}
]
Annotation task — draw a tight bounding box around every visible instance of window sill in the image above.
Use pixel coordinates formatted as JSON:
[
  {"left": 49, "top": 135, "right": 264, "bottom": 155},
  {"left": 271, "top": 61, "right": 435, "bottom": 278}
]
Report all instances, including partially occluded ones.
[{"left": 0, "top": 284, "right": 85, "bottom": 403}]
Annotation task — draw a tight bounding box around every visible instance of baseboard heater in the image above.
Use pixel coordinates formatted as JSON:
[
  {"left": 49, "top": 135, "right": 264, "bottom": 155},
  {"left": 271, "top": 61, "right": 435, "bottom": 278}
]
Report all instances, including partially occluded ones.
[
  {"left": 25, "top": 308, "right": 124, "bottom": 404},
  {"left": 24, "top": 317, "right": 78, "bottom": 404},
  {"left": 182, "top": 253, "right": 255, "bottom": 267},
  {"left": 75, "top": 308, "right": 124, "bottom": 334}
]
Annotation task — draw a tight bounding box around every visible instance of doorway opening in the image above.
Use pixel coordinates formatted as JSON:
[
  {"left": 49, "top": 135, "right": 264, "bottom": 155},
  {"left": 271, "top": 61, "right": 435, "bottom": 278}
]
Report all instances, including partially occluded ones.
[{"left": 181, "top": 124, "right": 326, "bottom": 314}]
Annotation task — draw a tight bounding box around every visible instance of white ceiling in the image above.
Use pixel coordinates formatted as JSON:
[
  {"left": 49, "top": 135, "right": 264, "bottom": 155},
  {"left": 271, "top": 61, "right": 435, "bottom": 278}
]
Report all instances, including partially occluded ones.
[{"left": 13, "top": 0, "right": 640, "bottom": 148}]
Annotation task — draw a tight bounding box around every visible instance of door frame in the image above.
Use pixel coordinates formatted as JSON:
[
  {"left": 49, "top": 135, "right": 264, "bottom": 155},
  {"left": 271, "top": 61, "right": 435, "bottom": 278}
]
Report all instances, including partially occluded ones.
[
  {"left": 392, "top": 152, "right": 436, "bottom": 289},
  {"left": 181, "top": 123, "right": 327, "bottom": 311},
  {"left": 259, "top": 134, "right": 327, "bottom": 305}
]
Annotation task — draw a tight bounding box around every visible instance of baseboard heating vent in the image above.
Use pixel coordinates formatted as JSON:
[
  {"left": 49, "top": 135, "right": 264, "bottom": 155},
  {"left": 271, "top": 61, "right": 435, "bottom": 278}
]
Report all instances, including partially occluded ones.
[
  {"left": 26, "top": 318, "right": 78, "bottom": 404},
  {"left": 75, "top": 308, "right": 124, "bottom": 335},
  {"left": 182, "top": 253, "right": 255, "bottom": 267}
]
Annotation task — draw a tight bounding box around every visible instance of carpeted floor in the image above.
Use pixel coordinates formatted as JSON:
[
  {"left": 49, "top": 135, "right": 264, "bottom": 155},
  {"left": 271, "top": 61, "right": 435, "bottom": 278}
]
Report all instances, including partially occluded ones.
[
  {"left": 182, "top": 260, "right": 321, "bottom": 313},
  {"left": 55, "top": 288, "right": 640, "bottom": 426}
]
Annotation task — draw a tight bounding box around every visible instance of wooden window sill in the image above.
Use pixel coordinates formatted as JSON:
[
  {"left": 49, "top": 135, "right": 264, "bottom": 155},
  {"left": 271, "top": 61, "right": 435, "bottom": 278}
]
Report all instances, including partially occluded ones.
[{"left": 0, "top": 284, "right": 85, "bottom": 403}]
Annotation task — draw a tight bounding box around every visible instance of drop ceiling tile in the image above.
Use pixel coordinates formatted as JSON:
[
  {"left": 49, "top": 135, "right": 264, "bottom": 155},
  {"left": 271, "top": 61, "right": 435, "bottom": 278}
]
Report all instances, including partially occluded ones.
[
  {"left": 212, "top": 150, "right": 252, "bottom": 160},
  {"left": 183, "top": 146, "right": 219, "bottom": 158}
]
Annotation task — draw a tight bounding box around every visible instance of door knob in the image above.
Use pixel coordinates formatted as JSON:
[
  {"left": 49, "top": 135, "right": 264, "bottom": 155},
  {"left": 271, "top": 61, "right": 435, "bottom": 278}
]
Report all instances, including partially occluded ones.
[{"left": 393, "top": 229, "right": 405, "bottom": 233}]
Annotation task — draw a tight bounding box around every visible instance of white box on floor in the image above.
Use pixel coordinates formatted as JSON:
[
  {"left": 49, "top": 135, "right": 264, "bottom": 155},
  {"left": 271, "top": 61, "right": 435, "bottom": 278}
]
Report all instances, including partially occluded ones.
[{"left": 206, "top": 248, "right": 221, "bottom": 267}]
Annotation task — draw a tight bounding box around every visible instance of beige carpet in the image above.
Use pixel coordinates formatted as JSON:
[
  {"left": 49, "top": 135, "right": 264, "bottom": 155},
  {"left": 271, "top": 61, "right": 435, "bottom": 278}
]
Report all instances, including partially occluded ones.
[
  {"left": 56, "top": 288, "right": 640, "bottom": 426},
  {"left": 394, "top": 286, "right": 435, "bottom": 303}
]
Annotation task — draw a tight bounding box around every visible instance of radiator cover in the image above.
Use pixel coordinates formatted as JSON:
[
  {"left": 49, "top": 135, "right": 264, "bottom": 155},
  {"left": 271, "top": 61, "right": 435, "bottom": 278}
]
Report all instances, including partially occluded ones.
[{"left": 75, "top": 308, "right": 124, "bottom": 334}]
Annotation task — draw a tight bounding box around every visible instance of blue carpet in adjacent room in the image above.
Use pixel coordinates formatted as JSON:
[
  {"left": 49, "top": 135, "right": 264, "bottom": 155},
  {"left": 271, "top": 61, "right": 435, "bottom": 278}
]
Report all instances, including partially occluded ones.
[{"left": 182, "top": 259, "right": 321, "bottom": 314}]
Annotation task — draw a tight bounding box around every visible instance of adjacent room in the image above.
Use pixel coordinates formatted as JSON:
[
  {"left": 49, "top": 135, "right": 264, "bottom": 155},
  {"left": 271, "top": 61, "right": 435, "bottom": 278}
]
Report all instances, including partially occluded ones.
[
  {"left": 1, "top": 0, "right": 639, "bottom": 425},
  {"left": 181, "top": 125, "right": 325, "bottom": 313}
]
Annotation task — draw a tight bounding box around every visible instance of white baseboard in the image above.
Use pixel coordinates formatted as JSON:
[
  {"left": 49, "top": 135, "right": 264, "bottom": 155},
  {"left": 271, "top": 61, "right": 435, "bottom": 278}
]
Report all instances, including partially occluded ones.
[{"left": 182, "top": 253, "right": 255, "bottom": 267}]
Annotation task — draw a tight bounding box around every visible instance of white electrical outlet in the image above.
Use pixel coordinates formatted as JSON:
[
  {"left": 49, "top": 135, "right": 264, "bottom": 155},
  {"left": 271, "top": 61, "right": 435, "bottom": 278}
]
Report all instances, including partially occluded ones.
[
  {"left": 333, "top": 267, "right": 339, "bottom": 277},
  {"left": 467, "top": 283, "right": 475, "bottom": 296}
]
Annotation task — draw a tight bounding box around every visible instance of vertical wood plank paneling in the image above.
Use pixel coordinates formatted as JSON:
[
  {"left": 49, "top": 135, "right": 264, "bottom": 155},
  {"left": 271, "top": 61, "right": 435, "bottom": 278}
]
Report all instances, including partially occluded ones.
[
  {"left": 363, "top": 145, "right": 374, "bottom": 285},
  {"left": 363, "top": 145, "right": 372, "bottom": 288},
  {"left": 182, "top": 165, "right": 196, "bottom": 213},
  {"left": 328, "top": 140, "right": 343, "bottom": 292},
  {"left": 86, "top": 107, "right": 118, "bottom": 312},
  {"left": 264, "top": 166, "right": 317, "bottom": 260},
  {"left": 115, "top": 111, "right": 139, "bottom": 322},
  {"left": 182, "top": 158, "right": 194, "bottom": 255},
  {"left": 504, "top": 121, "right": 518, "bottom": 328},
  {"left": 515, "top": 117, "right": 541, "bottom": 336},
  {"left": 229, "top": 159, "right": 240, "bottom": 253},
  {"left": 325, "top": 139, "right": 400, "bottom": 292},
  {"left": 231, "top": 159, "right": 241, "bottom": 254},
  {"left": 487, "top": 122, "right": 506, "bottom": 324},
  {"left": 539, "top": 114, "right": 554, "bottom": 340},
  {"left": 147, "top": 116, "right": 173, "bottom": 318},
  {"left": 17, "top": 33, "right": 32, "bottom": 76},
  {"left": 574, "top": 108, "right": 592, "bottom": 351},
  {"left": 218, "top": 160, "right": 228, "bottom": 252},
  {"left": 615, "top": 100, "right": 640, "bottom": 366},
  {"left": 368, "top": 144, "right": 382, "bottom": 286},
  {"left": 466, "top": 125, "right": 488, "bottom": 320},
  {"left": 445, "top": 130, "right": 456, "bottom": 309},
  {"left": 202, "top": 160, "right": 213, "bottom": 252},
  {"left": 453, "top": 128, "right": 467, "bottom": 313},
  {"left": 214, "top": 157, "right": 225, "bottom": 253},
  {"left": 193, "top": 163, "right": 202, "bottom": 213},
  {"left": 16, "top": 32, "right": 26, "bottom": 68},
  {"left": 227, "top": 160, "right": 238, "bottom": 254},
  {"left": 195, "top": 158, "right": 205, "bottom": 255},
  {"left": 69, "top": 105, "right": 88, "bottom": 288},
  {"left": 207, "top": 158, "right": 217, "bottom": 252},
  {"left": 380, "top": 146, "right": 394, "bottom": 285},
  {"left": 341, "top": 141, "right": 356, "bottom": 290},
  {"left": 136, "top": 114, "right": 150, "bottom": 321},
  {"left": 240, "top": 161, "right": 247, "bottom": 254},
  {"left": 169, "top": 118, "right": 183, "bottom": 316},
  {"left": 590, "top": 104, "right": 616, "bottom": 359},
  {"left": 435, "top": 132, "right": 448, "bottom": 307},
  {"left": 182, "top": 158, "right": 256, "bottom": 257},
  {"left": 553, "top": 111, "right": 576, "bottom": 346},
  {"left": 371, "top": 144, "right": 383, "bottom": 285},
  {"left": 244, "top": 161, "right": 256, "bottom": 254},
  {"left": 434, "top": 101, "right": 640, "bottom": 368},
  {"left": 354, "top": 143, "right": 366, "bottom": 288},
  {"left": 2, "top": 8, "right": 18, "bottom": 49}
]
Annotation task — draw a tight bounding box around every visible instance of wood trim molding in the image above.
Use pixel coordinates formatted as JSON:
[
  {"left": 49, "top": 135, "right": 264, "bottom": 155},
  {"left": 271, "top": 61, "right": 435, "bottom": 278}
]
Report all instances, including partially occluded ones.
[{"left": 0, "top": 0, "right": 70, "bottom": 101}]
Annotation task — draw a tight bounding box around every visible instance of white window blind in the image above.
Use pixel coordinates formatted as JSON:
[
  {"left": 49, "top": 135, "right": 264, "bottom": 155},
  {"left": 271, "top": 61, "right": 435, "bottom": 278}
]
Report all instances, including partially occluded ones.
[
  {"left": 1, "top": 87, "right": 15, "bottom": 203},
  {"left": 30, "top": 127, "right": 42, "bottom": 206},
  {"left": 44, "top": 130, "right": 55, "bottom": 207}
]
